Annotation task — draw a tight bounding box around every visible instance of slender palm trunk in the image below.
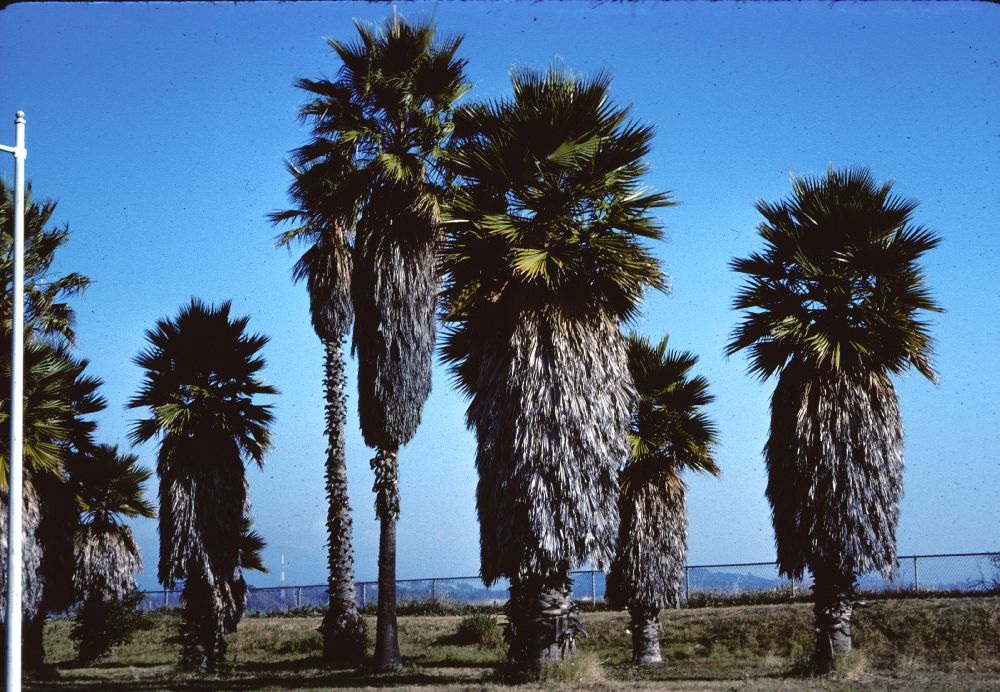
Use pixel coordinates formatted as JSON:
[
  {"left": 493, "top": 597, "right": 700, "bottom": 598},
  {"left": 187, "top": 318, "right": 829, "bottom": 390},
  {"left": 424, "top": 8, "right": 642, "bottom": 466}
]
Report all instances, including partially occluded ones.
[
  {"left": 812, "top": 566, "right": 856, "bottom": 670},
  {"left": 506, "top": 572, "right": 586, "bottom": 669},
  {"left": 321, "top": 337, "right": 366, "bottom": 662},
  {"left": 628, "top": 604, "right": 663, "bottom": 664},
  {"left": 371, "top": 447, "right": 401, "bottom": 670}
]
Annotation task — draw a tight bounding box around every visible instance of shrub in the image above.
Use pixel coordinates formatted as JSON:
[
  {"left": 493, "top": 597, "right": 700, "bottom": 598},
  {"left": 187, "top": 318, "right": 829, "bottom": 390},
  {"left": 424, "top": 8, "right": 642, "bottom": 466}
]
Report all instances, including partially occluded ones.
[
  {"left": 70, "top": 590, "right": 154, "bottom": 663},
  {"left": 454, "top": 613, "right": 503, "bottom": 648}
]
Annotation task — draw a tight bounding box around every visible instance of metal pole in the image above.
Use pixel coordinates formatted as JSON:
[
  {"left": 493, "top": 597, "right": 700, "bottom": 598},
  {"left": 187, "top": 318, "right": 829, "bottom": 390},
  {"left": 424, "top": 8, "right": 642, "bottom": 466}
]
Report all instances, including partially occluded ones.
[
  {"left": 591, "top": 571, "right": 597, "bottom": 606},
  {"left": 430, "top": 579, "right": 436, "bottom": 602},
  {"left": 913, "top": 556, "right": 919, "bottom": 591},
  {"left": 684, "top": 567, "right": 690, "bottom": 603},
  {"left": 361, "top": 583, "right": 367, "bottom": 608},
  {"left": 4, "top": 110, "right": 27, "bottom": 692}
]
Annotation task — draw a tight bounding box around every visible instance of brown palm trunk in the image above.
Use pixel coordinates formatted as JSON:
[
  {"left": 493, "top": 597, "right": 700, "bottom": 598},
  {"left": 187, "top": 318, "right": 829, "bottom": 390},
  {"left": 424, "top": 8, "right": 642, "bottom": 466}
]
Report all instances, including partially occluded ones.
[
  {"left": 371, "top": 447, "right": 401, "bottom": 670},
  {"left": 180, "top": 568, "right": 224, "bottom": 672},
  {"left": 812, "top": 566, "right": 856, "bottom": 671},
  {"left": 320, "top": 338, "right": 366, "bottom": 662},
  {"left": 506, "top": 572, "right": 586, "bottom": 670},
  {"left": 628, "top": 604, "right": 662, "bottom": 664}
]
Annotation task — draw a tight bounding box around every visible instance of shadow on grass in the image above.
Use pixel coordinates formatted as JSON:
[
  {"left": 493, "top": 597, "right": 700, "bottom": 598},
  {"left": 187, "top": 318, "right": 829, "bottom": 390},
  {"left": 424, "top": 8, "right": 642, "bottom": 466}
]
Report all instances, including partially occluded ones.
[{"left": 28, "top": 659, "right": 498, "bottom": 691}]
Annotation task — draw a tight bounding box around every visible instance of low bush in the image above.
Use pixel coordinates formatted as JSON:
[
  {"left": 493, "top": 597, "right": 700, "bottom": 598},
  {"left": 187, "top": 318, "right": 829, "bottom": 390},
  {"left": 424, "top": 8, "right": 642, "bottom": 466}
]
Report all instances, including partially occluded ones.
[
  {"left": 69, "top": 590, "right": 155, "bottom": 664},
  {"left": 454, "top": 613, "right": 503, "bottom": 648}
]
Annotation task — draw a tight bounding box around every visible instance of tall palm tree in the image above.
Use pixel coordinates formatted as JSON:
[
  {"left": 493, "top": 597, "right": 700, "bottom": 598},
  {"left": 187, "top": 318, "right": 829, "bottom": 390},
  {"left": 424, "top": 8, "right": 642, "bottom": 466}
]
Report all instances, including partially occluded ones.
[
  {"left": 606, "top": 333, "right": 719, "bottom": 664},
  {"left": 290, "top": 15, "right": 469, "bottom": 669},
  {"left": 442, "top": 66, "right": 670, "bottom": 669},
  {"left": 727, "top": 166, "right": 941, "bottom": 670},
  {"left": 70, "top": 443, "right": 155, "bottom": 663},
  {"left": 1, "top": 181, "right": 100, "bottom": 669},
  {"left": 128, "top": 299, "right": 275, "bottom": 672},
  {"left": 271, "top": 163, "right": 364, "bottom": 659}
]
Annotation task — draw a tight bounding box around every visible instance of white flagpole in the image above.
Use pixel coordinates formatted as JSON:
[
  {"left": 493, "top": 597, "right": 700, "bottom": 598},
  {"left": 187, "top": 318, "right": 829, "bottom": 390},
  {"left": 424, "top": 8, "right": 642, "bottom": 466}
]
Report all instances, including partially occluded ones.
[{"left": 2, "top": 110, "right": 27, "bottom": 692}]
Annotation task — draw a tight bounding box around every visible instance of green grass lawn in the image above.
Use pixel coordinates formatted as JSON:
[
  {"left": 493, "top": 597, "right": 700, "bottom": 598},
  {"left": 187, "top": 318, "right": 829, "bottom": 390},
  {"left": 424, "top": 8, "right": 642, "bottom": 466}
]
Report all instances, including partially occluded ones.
[{"left": 27, "top": 596, "right": 1000, "bottom": 690}]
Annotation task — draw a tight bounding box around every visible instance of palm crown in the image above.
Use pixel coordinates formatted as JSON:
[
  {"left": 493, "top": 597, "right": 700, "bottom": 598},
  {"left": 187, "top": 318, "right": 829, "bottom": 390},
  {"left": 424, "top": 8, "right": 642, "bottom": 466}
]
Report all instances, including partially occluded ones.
[
  {"left": 128, "top": 299, "right": 276, "bottom": 469},
  {"left": 727, "top": 166, "right": 941, "bottom": 381},
  {"left": 1, "top": 338, "right": 105, "bottom": 485},
  {"left": 72, "top": 444, "right": 155, "bottom": 525},
  {"left": 623, "top": 332, "right": 719, "bottom": 493},
  {"left": 289, "top": 16, "right": 469, "bottom": 234},
  {"left": 1, "top": 179, "right": 91, "bottom": 345},
  {"left": 442, "top": 66, "right": 670, "bottom": 391}
]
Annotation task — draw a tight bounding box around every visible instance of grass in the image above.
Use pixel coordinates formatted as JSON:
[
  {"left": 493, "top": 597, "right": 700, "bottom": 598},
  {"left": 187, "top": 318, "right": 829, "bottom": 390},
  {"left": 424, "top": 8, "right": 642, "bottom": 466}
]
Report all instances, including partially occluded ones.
[{"left": 26, "top": 596, "right": 1000, "bottom": 690}]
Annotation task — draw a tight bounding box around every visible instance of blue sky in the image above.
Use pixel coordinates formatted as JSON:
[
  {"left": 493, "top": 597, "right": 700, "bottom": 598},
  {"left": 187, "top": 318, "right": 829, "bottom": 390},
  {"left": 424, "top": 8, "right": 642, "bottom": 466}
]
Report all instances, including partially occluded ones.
[{"left": 1, "top": 2, "right": 997, "bottom": 590}]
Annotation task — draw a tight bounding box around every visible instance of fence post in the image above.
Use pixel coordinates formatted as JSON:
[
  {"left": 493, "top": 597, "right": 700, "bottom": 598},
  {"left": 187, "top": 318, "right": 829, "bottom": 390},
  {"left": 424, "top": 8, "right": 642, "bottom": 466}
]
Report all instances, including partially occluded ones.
[
  {"left": 913, "top": 556, "right": 919, "bottom": 591},
  {"left": 591, "top": 571, "right": 597, "bottom": 606},
  {"left": 684, "top": 567, "right": 690, "bottom": 603},
  {"left": 362, "top": 583, "right": 367, "bottom": 608},
  {"left": 296, "top": 587, "right": 301, "bottom": 608},
  {"left": 164, "top": 590, "right": 169, "bottom": 608},
  {"left": 431, "top": 579, "right": 436, "bottom": 602}
]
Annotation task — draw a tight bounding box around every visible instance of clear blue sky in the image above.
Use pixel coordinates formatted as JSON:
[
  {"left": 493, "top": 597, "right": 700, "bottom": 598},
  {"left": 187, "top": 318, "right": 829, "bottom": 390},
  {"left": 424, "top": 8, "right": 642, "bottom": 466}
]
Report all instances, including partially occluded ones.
[{"left": 1, "top": 2, "right": 997, "bottom": 590}]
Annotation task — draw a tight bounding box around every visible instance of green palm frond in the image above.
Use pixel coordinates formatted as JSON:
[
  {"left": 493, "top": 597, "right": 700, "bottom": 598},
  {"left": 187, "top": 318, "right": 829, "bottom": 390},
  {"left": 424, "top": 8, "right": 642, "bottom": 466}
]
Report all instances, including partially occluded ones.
[
  {"left": 441, "top": 65, "right": 670, "bottom": 367},
  {"left": 1, "top": 336, "right": 106, "bottom": 488},
  {"left": 128, "top": 298, "right": 276, "bottom": 470},
  {"left": 72, "top": 443, "right": 155, "bottom": 522},
  {"left": 280, "top": 14, "right": 470, "bottom": 239},
  {"left": 1, "top": 179, "right": 92, "bottom": 346},
  {"left": 239, "top": 517, "right": 268, "bottom": 574},
  {"left": 621, "top": 332, "right": 720, "bottom": 496},
  {"left": 727, "top": 166, "right": 942, "bottom": 381}
]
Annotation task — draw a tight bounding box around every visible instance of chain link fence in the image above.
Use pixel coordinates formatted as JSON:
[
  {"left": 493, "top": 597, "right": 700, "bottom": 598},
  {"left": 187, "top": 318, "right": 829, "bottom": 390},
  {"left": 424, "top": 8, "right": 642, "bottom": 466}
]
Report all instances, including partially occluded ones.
[{"left": 138, "top": 551, "right": 1000, "bottom": 614}]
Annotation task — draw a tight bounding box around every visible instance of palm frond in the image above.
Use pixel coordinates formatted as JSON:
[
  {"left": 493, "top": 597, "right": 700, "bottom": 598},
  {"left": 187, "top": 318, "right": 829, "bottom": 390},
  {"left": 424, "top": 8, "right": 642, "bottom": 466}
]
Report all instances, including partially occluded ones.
[{"left": 728, "top": 166, "right": 942, "bottom": 382}]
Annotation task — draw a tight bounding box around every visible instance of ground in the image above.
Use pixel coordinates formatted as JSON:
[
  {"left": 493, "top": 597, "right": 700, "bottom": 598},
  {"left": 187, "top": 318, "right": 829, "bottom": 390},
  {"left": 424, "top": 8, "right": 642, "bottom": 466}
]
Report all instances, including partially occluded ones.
[{"left": 26, "top": 596, "right": 1000, "bottom": 690}]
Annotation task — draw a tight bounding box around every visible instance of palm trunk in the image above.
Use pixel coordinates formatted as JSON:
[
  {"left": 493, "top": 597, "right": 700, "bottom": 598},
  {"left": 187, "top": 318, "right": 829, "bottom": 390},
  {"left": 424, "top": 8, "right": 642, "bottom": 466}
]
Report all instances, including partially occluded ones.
[
  {"left": 22, "top": 612, "right": 45, "bottom": 671},
  {"left": 320, "top": 337, "right": 366, "bottom": 662},
  {"left": 180, "top": 567, "right": 225, "bottom": 672},
  {"left": 75, "top": 597, "right": 110, "bottom": 664},
  {"left": 371, "top": 447, "right": 401, "bottom": 670},
  {"left": 506, "top": 572, "right": 586, "bottom": 670},
  {"left": 812, "top": 566, "right": 856, "bottom": 671},
  {"left": 628, "top": 604, "right": 662, "bottom": 664}
]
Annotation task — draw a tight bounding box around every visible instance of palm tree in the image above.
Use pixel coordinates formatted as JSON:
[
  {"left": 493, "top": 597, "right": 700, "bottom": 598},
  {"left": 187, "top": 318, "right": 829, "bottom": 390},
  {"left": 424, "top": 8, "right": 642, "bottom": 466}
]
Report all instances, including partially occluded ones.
[
  {"left": 606, "top": 333, "right": 719, "bottom": 664},
  {"left": 289, "top": 15, "right": 469, "bottom": 670},
  {"left": 70, "top": 443, "right": 155, "bottom": 663},
  {"left": 270, "top": 164, "right": 364, "bottom": 659},
  {"left": 727, "top": 166, "right": 941, "bottom": 670},
  {"left": 1, "top": 179, "right": 90, "bottom": 344},
  {"left": 0, "top": 338, "right": 105, "bottom": 670},
  {"left": 442, "top": 66, "right": 670, "bottom": 669},
  {"left": 1, "top": 181, "right": 100, "bottom": 669},
  {"left": 128, "top": 299, "right": 275, "bottom": 672}
]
